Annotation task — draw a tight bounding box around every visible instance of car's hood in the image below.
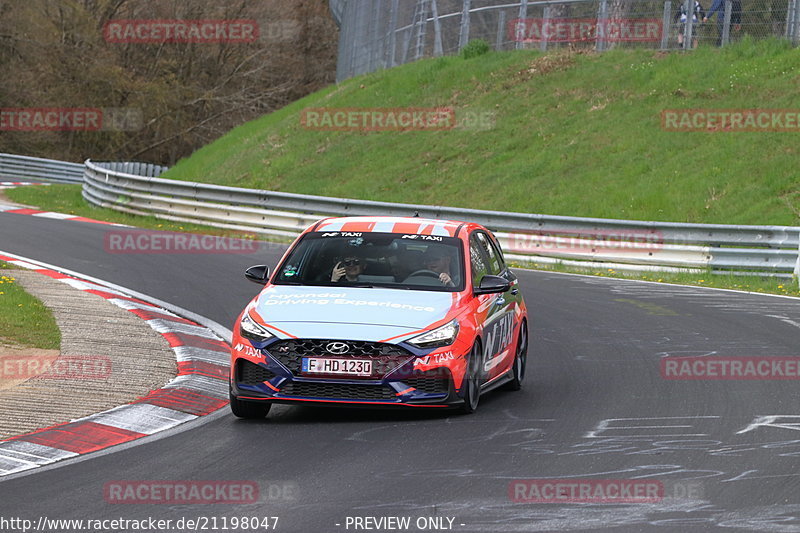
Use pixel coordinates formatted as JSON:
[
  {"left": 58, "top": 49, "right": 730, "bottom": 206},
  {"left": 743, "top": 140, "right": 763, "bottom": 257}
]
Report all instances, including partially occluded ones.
[{"left": 251, "top": 285, "right": 455, "bottom": 340}]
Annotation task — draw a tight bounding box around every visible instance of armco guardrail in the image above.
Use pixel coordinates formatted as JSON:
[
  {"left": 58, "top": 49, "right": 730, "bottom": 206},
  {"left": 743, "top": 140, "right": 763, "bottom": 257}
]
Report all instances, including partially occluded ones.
[
  {"left": 83, "top": 159, "right": 800, "bottom": 280},
  {"left": 0, "top": 153, "right": 83, "bottom": 184}
]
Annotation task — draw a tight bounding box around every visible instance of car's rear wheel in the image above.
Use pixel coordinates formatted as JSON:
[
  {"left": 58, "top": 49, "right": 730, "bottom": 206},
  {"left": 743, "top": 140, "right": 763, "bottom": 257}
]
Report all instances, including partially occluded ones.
[
  {"left": 229, "top": 393, "right": 271, "bottom": 419},
  {"left": 460, "top": 342, "right": 483, "bottom": 414},
  {"left": 503, "top": 321, "right": 528, "bottom": 391}
]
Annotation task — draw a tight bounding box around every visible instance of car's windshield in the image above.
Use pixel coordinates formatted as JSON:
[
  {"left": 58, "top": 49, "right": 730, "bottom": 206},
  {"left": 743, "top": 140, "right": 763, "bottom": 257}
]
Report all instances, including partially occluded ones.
[{"left": 273, "top": 232, "right": 464, "bottom": 292}]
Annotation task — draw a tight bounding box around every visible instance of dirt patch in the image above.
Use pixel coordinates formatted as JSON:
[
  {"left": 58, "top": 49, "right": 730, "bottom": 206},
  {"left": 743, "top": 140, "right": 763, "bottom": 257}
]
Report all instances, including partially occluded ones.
[{"left": 514, "top": 48, "right": 594, "bottom": 82}]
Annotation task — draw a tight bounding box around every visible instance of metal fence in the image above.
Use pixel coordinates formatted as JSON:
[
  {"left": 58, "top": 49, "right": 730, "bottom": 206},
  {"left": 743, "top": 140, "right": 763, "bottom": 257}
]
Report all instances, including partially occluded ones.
[
  {"left": 2, "top": 153, "right": 796, "bottom": 279},
  {"left": 83, "top": 159, "right": 800, "bottom": 280},
  {"left": 335, "top": 0, "right": 797, "bottom": 81},
  {"left": 91, "top": 161, "right": 169, "bottom": 178},
  {"left": 0, "top": 153, "right": 83, "bottom": 184}
]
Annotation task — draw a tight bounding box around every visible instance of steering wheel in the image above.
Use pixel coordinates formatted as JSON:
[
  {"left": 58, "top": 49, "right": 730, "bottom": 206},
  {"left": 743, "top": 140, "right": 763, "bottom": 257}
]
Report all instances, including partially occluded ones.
[{"left": 405, "top": 269, "right": 441, "bottom": 281}]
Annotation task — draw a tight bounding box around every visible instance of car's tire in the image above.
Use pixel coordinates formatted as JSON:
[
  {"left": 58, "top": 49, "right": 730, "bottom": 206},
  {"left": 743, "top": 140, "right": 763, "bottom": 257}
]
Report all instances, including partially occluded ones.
[
  {"left": 229, "top": 393, "right": 271, "bottom": 419},
  {"left": 460, "top": 342, "right": 483, "bottom": 414},
  {"left": 503, "top": 321, "right": 528, "bottom": 392}
]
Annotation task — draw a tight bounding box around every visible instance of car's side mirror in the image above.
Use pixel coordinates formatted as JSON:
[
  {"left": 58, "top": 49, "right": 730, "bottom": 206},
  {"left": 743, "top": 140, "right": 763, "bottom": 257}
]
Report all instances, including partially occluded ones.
[
  {"left": 473, "top": 275, "right": 511, "bottom": 295},
  {"left": 245, "top": 265, "right": 270, "bottom": 285}
]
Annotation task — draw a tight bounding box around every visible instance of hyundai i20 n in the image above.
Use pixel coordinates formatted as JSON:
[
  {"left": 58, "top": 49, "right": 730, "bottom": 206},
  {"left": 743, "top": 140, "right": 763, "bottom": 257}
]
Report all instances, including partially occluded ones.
[{"left": 229, "top": 216, "right": 528, "bottom": 417}]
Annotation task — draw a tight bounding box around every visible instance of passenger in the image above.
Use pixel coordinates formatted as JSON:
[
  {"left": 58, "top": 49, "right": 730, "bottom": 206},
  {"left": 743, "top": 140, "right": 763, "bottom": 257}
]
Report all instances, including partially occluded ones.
[{"left": 331, "top": 253, "right": 365, "bottom": 282}]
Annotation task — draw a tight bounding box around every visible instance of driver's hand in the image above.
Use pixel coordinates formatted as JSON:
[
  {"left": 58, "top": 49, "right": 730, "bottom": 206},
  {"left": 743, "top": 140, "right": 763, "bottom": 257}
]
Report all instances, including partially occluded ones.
[
  {"left": 439, "top": 272, "right": 453, "bottom": 286},
  {"left": 331, "top": 262, "right": 345, "bottom": 282}
]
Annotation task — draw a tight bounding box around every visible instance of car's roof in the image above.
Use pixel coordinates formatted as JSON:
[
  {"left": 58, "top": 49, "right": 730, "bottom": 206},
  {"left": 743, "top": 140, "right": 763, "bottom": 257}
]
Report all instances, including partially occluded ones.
[{"left": 312, "top": 216, "right": 470, "bottom": 237}]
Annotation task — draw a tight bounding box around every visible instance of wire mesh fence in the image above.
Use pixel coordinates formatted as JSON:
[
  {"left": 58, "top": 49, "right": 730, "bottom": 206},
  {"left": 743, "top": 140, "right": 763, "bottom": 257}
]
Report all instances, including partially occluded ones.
[{"left": 335, "top": 0, "right": 798, "bottom": 81}]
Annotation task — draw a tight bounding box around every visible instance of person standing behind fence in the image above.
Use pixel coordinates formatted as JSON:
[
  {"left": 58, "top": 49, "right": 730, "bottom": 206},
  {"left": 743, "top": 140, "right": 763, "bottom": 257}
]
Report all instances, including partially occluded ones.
[
  {"left": 675, "top": 0, "right": 706, "bottom": 48},
  {"left": 703, "top": 0, "right": 742, "bottom": 45}
]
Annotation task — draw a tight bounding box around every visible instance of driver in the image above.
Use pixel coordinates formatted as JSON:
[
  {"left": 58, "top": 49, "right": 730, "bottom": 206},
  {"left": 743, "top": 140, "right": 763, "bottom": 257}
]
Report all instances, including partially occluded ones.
[{"left": 423, "top": 248, "right": 455, "bottom": 287}]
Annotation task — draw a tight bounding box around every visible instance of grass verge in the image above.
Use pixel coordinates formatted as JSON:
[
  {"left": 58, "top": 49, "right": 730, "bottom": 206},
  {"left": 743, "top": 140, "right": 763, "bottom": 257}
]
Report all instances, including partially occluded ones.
[
  {"left": 0, "top": 263, "right": 61, "bottom": 350},
  {"left": 513, "top": 260, "right": 800, "bottom": 297},
  {"left": 162, "top": 38, "right": 799, "bottom": 226}
]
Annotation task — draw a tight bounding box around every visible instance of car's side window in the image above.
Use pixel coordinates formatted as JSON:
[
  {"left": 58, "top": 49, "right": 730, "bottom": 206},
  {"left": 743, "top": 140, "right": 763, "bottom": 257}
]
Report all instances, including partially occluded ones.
[
  {"left": 486, "top": 233, "right": 507, "bottom": 273},
  {"left": 469, "top": 235, "right": 489, "bottom": 288},
  {"left": 476, "top": 232, "right": 502, "bottom": 276}
]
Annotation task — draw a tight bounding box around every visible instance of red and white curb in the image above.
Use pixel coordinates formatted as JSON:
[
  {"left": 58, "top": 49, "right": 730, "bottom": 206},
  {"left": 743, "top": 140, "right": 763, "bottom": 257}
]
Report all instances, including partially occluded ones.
[
  {"left": 0, "top": 253, "right": 230, "bottom": 476},
  {"left": 0, "top": 181, "right": 48, "bottom": 189},
  {"left": 0, "top": 202, "right": 128, "bottom": 227}
]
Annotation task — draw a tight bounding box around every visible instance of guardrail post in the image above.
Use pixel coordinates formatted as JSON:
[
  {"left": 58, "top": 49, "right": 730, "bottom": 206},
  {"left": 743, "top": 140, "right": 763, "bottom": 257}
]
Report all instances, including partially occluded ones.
[
  {"left": 516, "top": 0, "right": 529, "bottom": 50},
  {"left": 596, "top": 0, "right": 608, "bottom": 51},
  {"left": 721, "top": 0, "right": 732, "bottom": 46},
  {"left": 371, "top": 0, "right": 384, "bottom": 69},
  {"left": 541, "top": 6, "right": 551, "bottom": 51},
  {"left": 661, "top": 1, "right": 672, "bottom": 50},
  {"left": 387, "top": 0, "right": 399, "bottom": 67},
  {"left": 497, "top": 10, "right": 507, "bottom": 50},
  {"left": 794, "top": 0, "right": 800, "bottom": 46},
  {"left": 787, "top": 0, "right": 800, "bottom": 43},
  {"left": 432, "top": 0, "right": 444, "bottom": 56},
  {"left": 458, "top": 0, "right": 471, "bottom": 51},
  {"left": 795, "top": 230, "right": 800, "bottom": 285},
  {"left": 682, "top": 0, "right": 694, "bottom": 49},
  {"left": 413, "top": 0, "right": 428, "bottom": 61}
]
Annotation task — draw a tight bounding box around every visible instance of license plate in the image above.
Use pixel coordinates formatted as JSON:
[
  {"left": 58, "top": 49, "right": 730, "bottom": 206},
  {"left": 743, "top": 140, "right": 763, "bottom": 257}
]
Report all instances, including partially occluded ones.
[{"left": 302, "top": 357, "right": 373, "bottom": 376}]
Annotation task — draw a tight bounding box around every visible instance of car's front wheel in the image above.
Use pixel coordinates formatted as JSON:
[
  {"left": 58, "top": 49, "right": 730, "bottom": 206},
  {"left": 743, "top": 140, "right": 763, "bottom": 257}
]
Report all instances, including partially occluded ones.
[
  {"left": 460, "top": 342, "right": 483, "bottom": 414},
  {"left": 229, "top": 393, "right": 271, "bottom": 419}
]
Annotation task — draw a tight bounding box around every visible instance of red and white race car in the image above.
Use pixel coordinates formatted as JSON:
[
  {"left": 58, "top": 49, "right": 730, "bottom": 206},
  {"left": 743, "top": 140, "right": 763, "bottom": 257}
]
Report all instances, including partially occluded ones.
[{"left": 229, "top": 216, "right": 528, "bottom": 417}]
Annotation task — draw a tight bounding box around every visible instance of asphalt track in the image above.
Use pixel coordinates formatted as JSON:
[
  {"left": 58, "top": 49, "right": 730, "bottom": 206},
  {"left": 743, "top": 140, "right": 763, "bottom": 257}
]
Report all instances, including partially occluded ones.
[{"left": 2, "top": 211, "right": 800, "bottom": 532}]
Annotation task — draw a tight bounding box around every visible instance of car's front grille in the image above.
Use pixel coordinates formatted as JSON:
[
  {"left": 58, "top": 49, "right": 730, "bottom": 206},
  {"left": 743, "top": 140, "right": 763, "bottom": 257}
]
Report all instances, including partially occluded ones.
[
  {"left": 403, "top": 369, "right": 451, "bottom": 394},
  {"left": 237, "top": 359, "right": 277, "bottom": 385},
  {"left": 267, "top": 339, "right": 413, "bottom": 378},
  {"left": 279, "top": 381, "right": 397, "bottom": 401}
]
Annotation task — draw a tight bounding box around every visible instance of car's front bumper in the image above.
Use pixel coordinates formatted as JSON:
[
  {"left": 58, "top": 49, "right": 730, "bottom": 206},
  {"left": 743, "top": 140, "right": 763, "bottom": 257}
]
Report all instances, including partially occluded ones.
[{"left": 230, "top": 359, "right": 462, "bottom": 408}]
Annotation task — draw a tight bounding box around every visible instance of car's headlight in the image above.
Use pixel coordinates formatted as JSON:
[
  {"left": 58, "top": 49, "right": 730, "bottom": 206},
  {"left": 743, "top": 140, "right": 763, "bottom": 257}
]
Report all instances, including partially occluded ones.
[
  {"left": 240, "top": 313, "right": 274, "bottom": 343},
  {"left": 408, "top": 319, "right": 459, "bottom": 348}
]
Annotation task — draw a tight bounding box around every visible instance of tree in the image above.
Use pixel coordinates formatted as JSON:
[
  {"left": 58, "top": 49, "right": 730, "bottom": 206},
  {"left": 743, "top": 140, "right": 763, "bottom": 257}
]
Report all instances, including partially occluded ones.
[{"left": 0, "top": 0, "right": 338, "bottom": 164}]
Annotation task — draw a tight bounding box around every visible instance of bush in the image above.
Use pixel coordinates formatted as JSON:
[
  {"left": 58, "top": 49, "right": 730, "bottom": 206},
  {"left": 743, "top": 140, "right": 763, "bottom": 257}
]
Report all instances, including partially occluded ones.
[{"left": 461, "top": 39, "right": 490, "bottom": 59}]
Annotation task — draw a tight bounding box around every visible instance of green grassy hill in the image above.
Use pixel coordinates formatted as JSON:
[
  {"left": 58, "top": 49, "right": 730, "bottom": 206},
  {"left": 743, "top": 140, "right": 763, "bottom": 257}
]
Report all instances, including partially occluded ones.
[{"left": 163, "top": 38, "right": 799, "bottom": 226}]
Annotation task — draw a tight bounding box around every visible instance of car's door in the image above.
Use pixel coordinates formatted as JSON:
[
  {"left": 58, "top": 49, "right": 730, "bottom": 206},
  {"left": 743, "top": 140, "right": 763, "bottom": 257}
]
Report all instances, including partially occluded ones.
[
  {"left": 470, "top": 231, "right": 516, "bottom": 382},
  {"left": 485, "top": 231, "right": 524, "bottom": 375}
]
